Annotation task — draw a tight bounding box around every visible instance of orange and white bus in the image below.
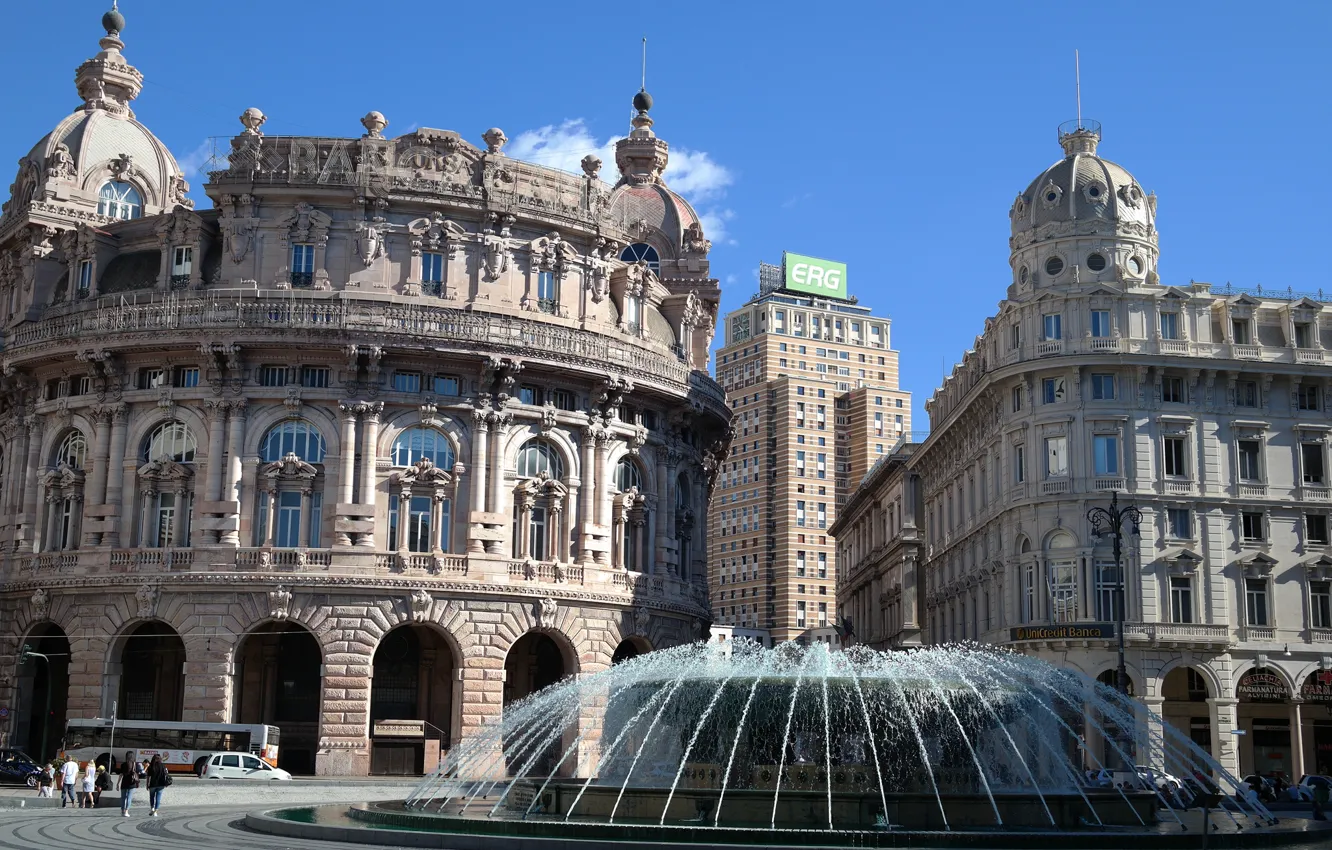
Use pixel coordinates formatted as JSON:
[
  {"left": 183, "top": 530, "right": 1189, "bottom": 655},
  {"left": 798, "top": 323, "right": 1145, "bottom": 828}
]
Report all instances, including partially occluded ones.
[{"left": 62, "top": 719, "right": 279, "bottom": 774}]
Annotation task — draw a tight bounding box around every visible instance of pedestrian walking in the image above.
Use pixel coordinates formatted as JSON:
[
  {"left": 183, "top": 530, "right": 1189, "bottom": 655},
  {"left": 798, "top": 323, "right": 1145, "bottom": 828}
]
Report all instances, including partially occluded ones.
[
  {"left": 37, "top": 763, "right": 54, "bottom": 798},
  {"left": 1314, "top": 779, "right": 1330, "bottom": 821},
  {"left": 80, "top": 761, "right": 95, "bottom": 808},
  {"left": 145, "top": 754, "right": 171, "bottom": 817},
  {"left": 117, "top": 751, "right": 140, "bottom": 817},
  {"left": 58, "top": 758, "right": 79, "bottom": 807}
]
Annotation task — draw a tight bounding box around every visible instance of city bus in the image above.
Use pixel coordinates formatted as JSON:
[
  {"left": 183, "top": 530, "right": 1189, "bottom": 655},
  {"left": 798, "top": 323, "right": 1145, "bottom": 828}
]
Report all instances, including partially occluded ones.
[{"left": 61, "top": 719, "right": 279, "bottom": 774}]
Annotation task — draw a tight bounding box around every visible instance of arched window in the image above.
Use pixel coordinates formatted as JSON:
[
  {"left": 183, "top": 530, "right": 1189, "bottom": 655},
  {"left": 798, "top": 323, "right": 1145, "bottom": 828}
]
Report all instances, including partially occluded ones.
[
  {"left": 138, "top": 422, "right": 198, "bottom": 549},
  {"left": 256, "top": 421, "right": 326, "bottom": 548},
  {"left": 613, "top": 458, "right": 647, "bottom": 572},
  {"left": 97, "top": 181, "right": 141, "bottom": 220},
  {"left": 614, "top": 457, "right": 642, "bottom": 492},
  {"left": 261, "top": 420, "right": 326, "bottom": 463},
  {"left": 55, "top": 430, "right": 88, "bottom": 469},
  {"left": 675, "top": 472, "right": 694, "bottom": 579},
  {"left": 392, "top": 427, "right": 455, "bottom": 469},
  {"left": 620, "top": 242, "right": 660, "bottom": 275},
  {"left": 513, "top": 440, "right": 568, "bottom": 562},
  {"left": 517, "top": 439, "right": 563, "bottom": 479},
  {"left": 143, "top": 421, "right": 197, "bottom": 463}
]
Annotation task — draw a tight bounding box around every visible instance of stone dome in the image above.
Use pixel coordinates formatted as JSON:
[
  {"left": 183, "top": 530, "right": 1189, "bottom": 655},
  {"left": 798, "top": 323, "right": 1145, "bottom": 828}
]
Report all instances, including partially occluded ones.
[{"left": 1008, "top": 122, "right": 1159, "bottom": 292}]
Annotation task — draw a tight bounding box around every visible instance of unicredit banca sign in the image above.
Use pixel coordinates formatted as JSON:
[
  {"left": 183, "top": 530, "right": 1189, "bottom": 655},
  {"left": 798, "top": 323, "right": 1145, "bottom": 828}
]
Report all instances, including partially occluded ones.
[{"left": 784, "top": 252, "right": 847, "bottom": 297}]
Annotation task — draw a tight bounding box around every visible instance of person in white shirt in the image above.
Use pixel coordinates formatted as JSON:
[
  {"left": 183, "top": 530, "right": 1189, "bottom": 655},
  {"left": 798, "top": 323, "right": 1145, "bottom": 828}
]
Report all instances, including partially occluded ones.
[
  {"left": 59, "top": 759, "right": 79, "bottom": 808},
  {"left": 80, "top": 762, "right": 96, "bottom": 808}
]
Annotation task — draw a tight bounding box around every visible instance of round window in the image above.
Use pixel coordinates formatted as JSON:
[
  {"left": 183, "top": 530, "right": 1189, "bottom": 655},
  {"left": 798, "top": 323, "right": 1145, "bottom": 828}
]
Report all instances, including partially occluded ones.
[
  {"left": 1087, "top": 253, "right": 1107, "bottom": 272},
  {"left": 1088, "top": 185, "right": 1101, "bottom": 198},
  {"left": 1128, "top": 256, "right": 1144, "bottom": 275},
  {"left": 1045, "top": 256, "right": 1065, "bottom": 277},
  {"left": 1045, "top": 190, "right": 1059, "bottom": 203},
  {"left": 1019, "top": 266, "right": 1029, "bottom": 285}
]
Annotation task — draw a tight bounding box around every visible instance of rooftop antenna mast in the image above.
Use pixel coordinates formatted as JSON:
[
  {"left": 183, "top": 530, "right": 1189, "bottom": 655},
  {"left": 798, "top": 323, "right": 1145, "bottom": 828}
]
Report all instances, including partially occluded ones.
[
  {"left": 1075, "top": 49, "right": 1082, "bottom": 128},
  {"left": 641, "top": 36, "right": 647, "bottom": 90}
]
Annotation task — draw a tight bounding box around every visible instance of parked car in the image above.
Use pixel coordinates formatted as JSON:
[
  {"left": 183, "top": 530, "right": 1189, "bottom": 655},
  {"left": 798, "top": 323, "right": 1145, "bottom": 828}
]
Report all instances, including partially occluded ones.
[
  {"left": 0, "top": 750, "right": 41, "bottom": 788},
  {"left": 1293, "top": 774, "right": 1332, "bottom": 802},
  {"left": 1236, "top": 774, "right": 1277, "bottom": 804},
  {"left": 202, "top": 752, "right": 292, "bottom": 780},
  {"left": 1135, "top": 766, "right": 1184, "bottom": 792}
]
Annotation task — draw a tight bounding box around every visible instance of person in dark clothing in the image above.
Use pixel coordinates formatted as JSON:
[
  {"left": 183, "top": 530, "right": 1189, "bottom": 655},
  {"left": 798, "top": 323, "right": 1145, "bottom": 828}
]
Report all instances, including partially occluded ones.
[
  {"left": 117, "top": 751, "right": 141, "bottom": 817},
  {"left": 145, "top": 755, "right": 170, "bottom": 816}
]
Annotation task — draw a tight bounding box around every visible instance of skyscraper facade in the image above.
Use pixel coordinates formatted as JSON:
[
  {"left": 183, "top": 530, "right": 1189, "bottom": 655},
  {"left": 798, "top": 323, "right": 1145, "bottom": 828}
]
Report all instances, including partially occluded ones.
[{"left": 710, "top": 258, "right": 909, "bottom": 643}]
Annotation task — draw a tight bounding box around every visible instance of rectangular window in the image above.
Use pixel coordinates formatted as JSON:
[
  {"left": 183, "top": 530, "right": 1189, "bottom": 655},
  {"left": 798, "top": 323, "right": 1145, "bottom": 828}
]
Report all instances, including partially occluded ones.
[
  {"left": 797, "top": 601, "right": 807, "bottom": 628},
  {"left": 1042, "top": 378, "right": 1062, "bottom": 404},
  {"left": 796, "top": 501, "right": 806, "bottom": 527},
  {"left": 536, "top": 271, "right": 558, "bottom": 313},
  {"left": 518, "top": 385, "right": 543, "bottom": 406},
  {"left": 796, "top": 550, "right": 806, "bottom": 577},
  {"left": 1090, "top": 374, "right": 1116, "bottom": 400},
  {"left": 422, "top": 252, "right": 444, "bottom": 283},
  {"left": 1093, "top": 435, "right": 1119, "bottom": 476},
  {"left": 171, "top": 246, "right": 193, "bottom": 281},
  {"left": 1160, "top": 312, "right": 1180, "bottom": 340},
  {"left": 1164, "top": 437, "right": 1188, "bottom": 477},
  {"left": 1237, "top": 440, "right": 1262, "bottom": 481},
  {"left": 138, "top": 368, "right": 166, "bottom": 390},
  {"left": 1167, "top": 507, "right": 1191, "bottom": 539},
  {"left": 77, "top": 260, "right": 93, "bottom": 293},
  {"left": 1010, "top": 323, "right": 1021, "bottom": 350},
  {"left": 1241, "top": 510, "right": 1265, "bottom": 542},
  {"left": 1236, "top": 381, "right": 1259, "bottom": 407},
  {"left": 393, "top": 372, "right": 422, "bottom": 393},
  {"left": 301, "top": 366, "right": 330, "bottom": 388},
  {"left": 795, "top": 450, "right": 806, "bottom": 476},
  {"left": 817, "top": 503, "right": 827, "bottom": 528},
  {"left": 1049, "top": 560, "right": 1077, "bottom": 623},
  {"left": 1308, "top": 514, "right": 1330, "bottom": 545},
  {"left": 1021, "top": 562, "right": 1035, "bottom": 623},
  {"left": 1014, "top": 444, "right": 1025, "bottom": 484},
  {"left": 1302, "top": 443, "right": 1326, "bottom": 484},
  {"left": 1162, "top": 375, "right": 1184, "bottom": 403},
  {"left": 1042, "top": 313, "right": 1062, "bottom": 340},
  {"left": 1170, "top": 576, "right": 1194, "bottom": 624},
  {"left": 76, "top": 376, "right": 92, "bottom": 396},
  {"left": 1011, "top": 385, "right": 1023, "bottom": 412},
  {"left": 1044, "top": 436, "right": 1068, "bottom": 478},
  {"left": 1245, "top": 579, "right": 1269, "bottom": 626},
  {"left": 818, "top": 602, "right": 828, "bottom": 627},
  {"left": 291, "top": 244, "right": 315, "bottom": 287},
  {"left": 1298, "top": 384, "right": 1321, "bottom": 411},
  {"left": 1090, "top": 310, "right": 1111, "bottom": 338},
  {"left": 1231, "top": 319, "right": 1250, "bottom": 345},
  {"left": 174, "top": 367, "right": 200, "bottom": 388},
  {"left": 1312, "top": 581, "right": 1332, "bottom": 630},
  {"left": 774, "top": 311, "right": 785, "bottom": 333},
  {"left": 818, "top": 552, "right": 827, "bottom": 578},
  {"left": 258, "top": 365, "right": 287, "bottom": 387},
  {"left": 1295, "top": 323, "right": 1315, "bottom": 349},
  {"left": 1095, "top": 559, "right": 1121, "bottom": 621}
]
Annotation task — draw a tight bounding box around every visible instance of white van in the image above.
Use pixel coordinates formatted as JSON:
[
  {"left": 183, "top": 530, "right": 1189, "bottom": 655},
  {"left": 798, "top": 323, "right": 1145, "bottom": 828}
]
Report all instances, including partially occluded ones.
[{"left": 202, "top": 752, "right": 292, "bottom": 780}]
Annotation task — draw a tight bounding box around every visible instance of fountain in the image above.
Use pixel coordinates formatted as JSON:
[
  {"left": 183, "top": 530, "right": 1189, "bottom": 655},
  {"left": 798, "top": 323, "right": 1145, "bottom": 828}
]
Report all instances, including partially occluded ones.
[{"left": 248, "top": 642, "right": 1325, "bottom": 847}]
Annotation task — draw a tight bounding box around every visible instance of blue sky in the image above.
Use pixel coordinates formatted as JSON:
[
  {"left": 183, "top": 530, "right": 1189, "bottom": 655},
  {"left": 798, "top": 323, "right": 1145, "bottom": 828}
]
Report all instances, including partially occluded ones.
[{"left": 6, "top": 1, "right": 1329, "bottom": 430}]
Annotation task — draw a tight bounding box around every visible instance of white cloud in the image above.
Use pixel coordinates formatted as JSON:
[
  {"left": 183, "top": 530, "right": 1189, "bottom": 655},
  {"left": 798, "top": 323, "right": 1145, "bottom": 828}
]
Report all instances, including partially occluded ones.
[
  {"left": 510, "top": 118, "right": 737, "bottom": 245},
  {"left": 175, "top": 139, "right": 216, "bottom": 180}
]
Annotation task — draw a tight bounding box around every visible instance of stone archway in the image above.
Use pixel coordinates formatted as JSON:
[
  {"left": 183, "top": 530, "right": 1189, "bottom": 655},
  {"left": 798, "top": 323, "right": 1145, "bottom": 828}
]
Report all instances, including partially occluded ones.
[
  {"left": 503, "top": 632, "right": 570, "bottom": 776},
  {"left": 611, "top": 636, "right": 650, "bottom": 665},
  {"left": 368, "top": 625, "right": 457, "bottom": 775},
  {"left": 234, "top": 622, "right": 322, "bottom": 774},
  {"left": 1161, "top": 666, "right": 1213, "bottom": 754},
  {"left": 15, "top": 623, "right": 70, "bottom": 761},
  {"left": 117, "top": 621, "right": 185, "bottom": 722}
]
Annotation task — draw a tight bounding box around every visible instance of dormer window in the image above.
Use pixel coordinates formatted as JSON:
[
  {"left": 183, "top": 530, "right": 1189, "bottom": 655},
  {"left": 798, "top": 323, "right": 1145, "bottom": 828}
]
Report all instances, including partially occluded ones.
[
  {"left": 620, "top": 243, "right": 660, "bottom": 275},
  {"left": 623, "top": 292, "right": 642, "bottom": 332},
  {"left": 77, "top": 260, "right": 93, "bottom": 295},
  {"left": 1231, "top": 318, "right": 1251, "bottom": 345},
  {"left": 171, "top": 246, "right": 192, "bottom": 287},
  {"left": 291, "top": 244, "right": 315, "bottom": 288},
  {"left": 97, "top": 181, "right": 140, "bottom": 220}
]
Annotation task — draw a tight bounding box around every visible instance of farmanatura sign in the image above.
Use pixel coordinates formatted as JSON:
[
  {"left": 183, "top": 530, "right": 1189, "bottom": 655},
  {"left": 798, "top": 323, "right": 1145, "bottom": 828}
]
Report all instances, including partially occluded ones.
[
  {"left": 783, "top": 252, "right": 848, "bottom": 298},
  {"left": 1237, "top": 670, "right": 1291, "bottom": 703},
  {"left": 1301, "top": 670, "right": 1332, "bottom": 703},
  {"left": 1009, "top": 623, "right": 1115, "bottom": 642}
]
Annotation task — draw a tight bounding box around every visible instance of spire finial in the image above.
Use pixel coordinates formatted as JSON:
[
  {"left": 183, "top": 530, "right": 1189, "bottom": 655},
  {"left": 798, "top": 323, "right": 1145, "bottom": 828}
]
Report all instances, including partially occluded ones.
[
  {"left": 641, "top": 36, "right": 647, "bottom": 92},
  {"left": 102, "top": 0, "right": 125, "bottom": 37},
  {"left": 1075, "top": 49, "right": 1081, "bottom": 128}
]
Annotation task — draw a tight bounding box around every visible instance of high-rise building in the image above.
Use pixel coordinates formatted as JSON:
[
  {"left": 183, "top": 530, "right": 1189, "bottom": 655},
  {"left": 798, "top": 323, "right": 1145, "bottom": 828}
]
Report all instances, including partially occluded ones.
[{"left": 710, "top": 254, "right": 909, "bottom": 643}]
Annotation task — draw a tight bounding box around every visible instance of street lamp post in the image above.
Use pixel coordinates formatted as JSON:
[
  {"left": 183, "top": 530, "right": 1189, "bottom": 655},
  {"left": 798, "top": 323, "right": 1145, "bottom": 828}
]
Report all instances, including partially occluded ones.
[{"left": 1086, "top": 491, "right": 1142, "bottom": 696}]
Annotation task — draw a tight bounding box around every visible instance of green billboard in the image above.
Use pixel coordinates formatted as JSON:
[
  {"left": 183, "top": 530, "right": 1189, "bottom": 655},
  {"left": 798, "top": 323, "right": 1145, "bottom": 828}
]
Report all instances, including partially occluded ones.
[{"left": 783, "top": 252, "right": 847, "bottom": 298}]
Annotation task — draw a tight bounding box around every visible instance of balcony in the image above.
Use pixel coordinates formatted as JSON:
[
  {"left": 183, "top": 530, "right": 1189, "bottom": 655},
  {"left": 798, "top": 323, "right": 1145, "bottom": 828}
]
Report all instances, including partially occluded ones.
[
  {"left": 1295, "top": 348, "right": 1326, "bottom": 365},
  {"left": 1087, "top": 337, "right": 1122, "bottom": 353},
  {"left": 1041, "top": 479, "right": 1070, "bottom": 496},
  {"left": 1162, "top": 479, "right": 1195, "bottom": 496},
  {"left": 1240, "top": 625, "right": 1277, "bottom": 642},
  {"left": 1311, "top": 628, "right": 1332, "bottom": 645},
  {"left": 1093, "top": 476, "right": 1126, "bottom": 492},
  {"left": 1124, "top": 622, "right": 1230, "bottom": 647},
  {"left": 1158, "top": 339, "right": 1190, "bottom": 355},
  {"left": 1230, "top": 343, "right": 1261, "bottom": 360},
  {"left": 1300, "top": 485, "right": 1331, "bottom": 502},
  {"left": 1237, "top": 483, "right": 1268, "bottom": 498},
  {"left": 1036, "top": 339, "right": 1064, "bottom": 357}
]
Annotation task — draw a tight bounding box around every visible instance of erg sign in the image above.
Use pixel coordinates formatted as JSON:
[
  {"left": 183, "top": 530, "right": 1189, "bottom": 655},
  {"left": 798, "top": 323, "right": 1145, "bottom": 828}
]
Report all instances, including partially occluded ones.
[{"left": 784, "top": 252, "right": 848, "bottom": 297}]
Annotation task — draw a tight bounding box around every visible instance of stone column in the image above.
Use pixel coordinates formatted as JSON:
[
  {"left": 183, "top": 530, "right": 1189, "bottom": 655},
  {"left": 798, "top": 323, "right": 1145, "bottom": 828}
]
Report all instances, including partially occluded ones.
[
  {"left": 67, "top": 493, "right": 83, "bottom": 549},
  {"left": 204, "top": 400, "right": 227, "bottom": 502},
  {"left": 264, "top": 487, "right": 278, "bottom": 547},
  {"left": 169, "top": 485, "right": 188, "bottom": 547},
  {"left": 430, "top": 493, "right": 445, "bottom": 552},
  {"left": 103, "top": 405, "right": 128, "bottom": 547},
  {"left": 221, "top": 401, "right": 247, "bottom": 546},
  {"left": 593, "top": 432, "right": 609, "bottom": 528},
  {"left": 21, "top": 416, "right": 43, "bottom": 551},
  {"left": 315, "top": 623, "right": 373, "bottom": 776},
  {"left": 579, "top": 429, "right": 597, "bottom": 564},
  {"left": 487, "top": 413, "right": 510, "bottom": 521},
  {"left": 1290, "top": 699, "right": 1306, "bottom": 780},
  {"left": 299, "top": 488, "right": 314, "bottom": 548},
  {"left": 356, "top": 402, "right": 382, "bottom": 549},
  {"left": 41, "top": 490, "right": 59, "bottom": 552},
  {"left": 467, "top": 414, "right": 489, "bottom": 555},
  {"left": 397, "top": 486, "right": 413, "bottom": 558},
  {"left": 654, "top": 453, "right": 668, "bottom": 571},
  {"left": 138, "top": 487, "right": 157, "bottom": 547},
  {"left": 1207, "top": 696, "right": 1240, "bottom": 777},
  {"left": 85, "top": 406, "right": 112, "bottom": 507},
  {"left": 1141, "top": 695, "right": 1165, "bottom": 769},
  {"left": 663, "top": 451, "right": 679, "bottom": 573}
]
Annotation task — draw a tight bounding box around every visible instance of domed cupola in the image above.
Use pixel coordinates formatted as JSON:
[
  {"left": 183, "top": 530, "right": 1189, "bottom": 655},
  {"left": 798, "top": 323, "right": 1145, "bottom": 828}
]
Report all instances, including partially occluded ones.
[
  {"left": 1007, "top": 120, "right": 1159, "bottom": 297},
  {"left": 1, "top": 3, "right": 190, "bottom": 226}
]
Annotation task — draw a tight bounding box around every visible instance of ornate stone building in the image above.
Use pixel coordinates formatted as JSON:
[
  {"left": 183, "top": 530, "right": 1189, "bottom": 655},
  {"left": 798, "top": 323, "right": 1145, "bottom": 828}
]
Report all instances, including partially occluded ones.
[
  {"left": 0, "top": 7, "right": 729, "bottom": 775},
  {"left": 869, "top": 119, "right": 1332, "bottom": 780}
]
